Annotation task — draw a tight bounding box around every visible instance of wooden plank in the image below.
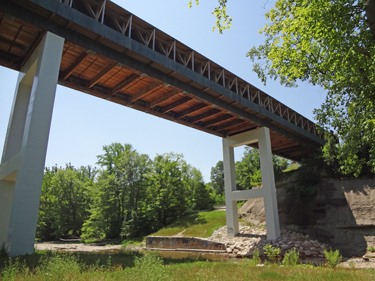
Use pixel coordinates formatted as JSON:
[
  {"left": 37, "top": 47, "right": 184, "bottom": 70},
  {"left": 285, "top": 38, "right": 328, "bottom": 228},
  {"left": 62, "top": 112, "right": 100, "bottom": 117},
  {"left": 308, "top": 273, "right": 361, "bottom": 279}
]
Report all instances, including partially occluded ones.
[
  {"left": 190, "top": 108, "right": 221, "bottom": 123},
  {"left": 130, "top": 82, "right": 158, "bottom": 102},
  {"left": 110, "top": 73, "right": 139, "bottom": 96},
  {"left": 203, "top": 114, "right": 234, "bottom": 127},
  {"left": 215, "top": 119, "right": 245, "bottom": 131},
  {"left": 88, "top": 61, "right": 117, "bottom": 88},
  {"left": 62, "top": 52, "right": 89, "bottom": 80},
  {"left": 175, "top": 103, "right": 208, "bottom": 119},
  {"left": 161, "top": 96, "right": 192, "bottom": 113},
  {"left": 19, "top": 31, "right": 44, "bottom": 66},
  {"left": 225, "top": 123, "right": 256, "bottom": 136},
  {"left": 149, "top": 89, "right": 179, "bottom": 108},
  {"left": 272, "top": 142, "right": 299, "bottom": 151}
]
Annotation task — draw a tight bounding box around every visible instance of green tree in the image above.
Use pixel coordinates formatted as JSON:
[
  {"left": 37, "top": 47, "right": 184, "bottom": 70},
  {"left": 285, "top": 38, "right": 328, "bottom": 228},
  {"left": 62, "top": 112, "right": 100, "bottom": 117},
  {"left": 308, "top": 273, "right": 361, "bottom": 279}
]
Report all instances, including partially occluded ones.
[
  {"left": 143, "top": 153, "right": 189, "bottom": 231},
  {"left": 272, "top": 154, "right": 290, "bottom": 179},
  {"left": 37, "top": 165, "right": 95, "bottom": 240},
  {"left": 82, "top": 143, "right": 150, "bottom": 239},
  {"left": 186, "top": 166, "right": 215, "bottom": 210},
  {"left": 235, "top": 147, "right": 289, "bottom": 189},
  {"left": 235, "top": 148, "right": 262, "bottom": 189},
  {"left": 210, "top": 160, "right": 224, "bottom": 195},
  {"left": 247, "top": 0, "right": 375, "bottom": 176}
]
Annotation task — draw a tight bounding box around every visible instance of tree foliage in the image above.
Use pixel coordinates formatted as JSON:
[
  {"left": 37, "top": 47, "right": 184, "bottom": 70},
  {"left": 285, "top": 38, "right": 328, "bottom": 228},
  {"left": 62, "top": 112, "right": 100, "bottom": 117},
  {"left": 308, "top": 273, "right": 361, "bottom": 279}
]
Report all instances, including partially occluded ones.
[
  {"left": 187, "top": 166, "right": 215, "bottom": 210},
  {"left": 210, "top": 160, "right": 224, "bottom": 195},
  {"left": 235, "top": 147, "right": 289, "bottom": 190},
  {"left": 82, "top": 143, "right": 150, "bottom": 239},
  {"left": 37, "top": 143, "right": 214, "bottom": 241},
  {"left": 247, "top": 0, "right": 375, "bottom": 176},
  {"left": 188, "top": 0, "right": 232, "bottom": 33},
  {"left": 208, "top": 148, "right": 290, "bottom": 193},
  {"left": 37, "top": 165, "right": 96, "bottom": 240}
]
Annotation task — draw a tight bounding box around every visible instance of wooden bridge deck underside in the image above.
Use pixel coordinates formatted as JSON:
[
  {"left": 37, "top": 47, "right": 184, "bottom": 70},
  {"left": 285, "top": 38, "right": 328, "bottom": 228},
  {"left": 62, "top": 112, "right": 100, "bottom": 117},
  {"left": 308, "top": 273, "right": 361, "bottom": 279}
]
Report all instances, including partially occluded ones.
[{"left": 0, "top": 0, "right": 325, "bottom": 161}]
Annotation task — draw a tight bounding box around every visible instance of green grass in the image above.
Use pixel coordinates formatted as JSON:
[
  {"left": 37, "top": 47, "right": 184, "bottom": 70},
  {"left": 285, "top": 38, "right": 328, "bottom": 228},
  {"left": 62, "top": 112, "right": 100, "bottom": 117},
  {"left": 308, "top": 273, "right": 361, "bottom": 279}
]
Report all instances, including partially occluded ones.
[
  {"left": 151, "top": 211, "right": 234, "bottom": 238},
  {"left": 122, "top": 237, "right": 145, "bottom": 247},
  {"left": 1, "top": 251, "right": 375, "bottom": 281},
  {"left": 283, "top": 163, "right": 300, "bottom": 172}
]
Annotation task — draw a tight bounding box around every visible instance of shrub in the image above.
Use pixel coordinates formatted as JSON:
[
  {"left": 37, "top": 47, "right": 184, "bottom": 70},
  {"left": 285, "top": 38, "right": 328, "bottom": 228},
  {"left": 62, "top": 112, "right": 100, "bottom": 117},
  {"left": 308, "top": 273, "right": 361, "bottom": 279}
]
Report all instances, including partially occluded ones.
[
  {"left": 282, "top": 247, "right": 300, "bottom": 266},
  {"left": 134, "top": 253, "right": 167, "bottom": 280},
  {"left": 367, "top": 246, "right": 375, "bottom": 252},
  {"left": 324, "top": 249, "right": 342, "bottom": 268},
  {"left": 264, "top": 244, "right": 281, "bottom": 262}
]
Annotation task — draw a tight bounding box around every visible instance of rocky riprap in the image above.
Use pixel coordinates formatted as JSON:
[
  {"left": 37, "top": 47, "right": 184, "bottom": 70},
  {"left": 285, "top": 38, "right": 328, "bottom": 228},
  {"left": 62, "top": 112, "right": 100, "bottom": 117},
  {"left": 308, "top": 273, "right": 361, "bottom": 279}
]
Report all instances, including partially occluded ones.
[{"left": 207, "top": 224, "right": 328, "bottom": 260}]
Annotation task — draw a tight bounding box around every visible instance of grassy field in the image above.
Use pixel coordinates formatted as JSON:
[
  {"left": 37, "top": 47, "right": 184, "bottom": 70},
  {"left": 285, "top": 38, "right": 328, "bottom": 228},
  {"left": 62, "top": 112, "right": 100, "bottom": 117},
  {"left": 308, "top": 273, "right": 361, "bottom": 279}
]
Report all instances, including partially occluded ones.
[
  {"left": 1, "top": 251, "right": 375, "bottom": 281},
  {"left": 150, "top": 210, "right": 233, "bottom": 238}
]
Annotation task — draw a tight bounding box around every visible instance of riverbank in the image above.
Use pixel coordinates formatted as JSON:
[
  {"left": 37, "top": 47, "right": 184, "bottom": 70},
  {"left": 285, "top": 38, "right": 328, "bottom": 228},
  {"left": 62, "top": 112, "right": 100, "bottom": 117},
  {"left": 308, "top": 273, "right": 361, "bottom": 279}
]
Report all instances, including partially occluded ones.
[{"left": 35, "top": 223, "right": 375, "bottom": 268}]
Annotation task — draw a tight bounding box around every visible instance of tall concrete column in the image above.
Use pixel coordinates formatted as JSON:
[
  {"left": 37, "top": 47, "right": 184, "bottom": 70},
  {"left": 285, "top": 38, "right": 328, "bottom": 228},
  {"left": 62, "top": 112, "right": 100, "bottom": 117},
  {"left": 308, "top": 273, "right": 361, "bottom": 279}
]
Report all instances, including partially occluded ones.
[
  {"left": 0, "top": 32, "right": 64, "bottom": 256},
  {"left": 222, "top": 127, "right": 280, "bottom": 240}
]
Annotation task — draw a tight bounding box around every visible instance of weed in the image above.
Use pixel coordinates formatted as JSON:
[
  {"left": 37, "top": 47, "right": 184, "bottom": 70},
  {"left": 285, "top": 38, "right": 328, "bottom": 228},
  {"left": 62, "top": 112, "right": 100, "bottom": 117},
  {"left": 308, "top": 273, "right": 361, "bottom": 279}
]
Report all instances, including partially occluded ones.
[
  {"left": 237, "top": 200, "right": 246, "bottom": 209},
  {"left": 1, "top": 257, "right": 29, "bottom": 281},
  {"left": 249, "top": 248, "right": 261, "bottom": 265},
  {"left": 36, "top": 252, "right": 82, "bottom": 279},
  {"left": 282, "top": 247, "right": 299, "bottom": 266},
  {"left": 264, "top": 244, "right": 281, "bottom": 262},
  {"left": 105, "top": 256, "right": 112, "bottom": 269},
  {"left": 246, "top": 221, "right": 255, "bottom": 227},
  {"left": 324, "top": 249, "right": 342, "bottom": 268},
  {"left": 134, "top": 253, "right": 167, "bottom": 280},
  {"left": 122, "top": 237, "right": 144, "bottom": 247},
  {"left": 349, "top": 262, "right": 355, "bottom": 270},
  {"left": 367, "top": 246, "right": 375, "bottom": 252}
]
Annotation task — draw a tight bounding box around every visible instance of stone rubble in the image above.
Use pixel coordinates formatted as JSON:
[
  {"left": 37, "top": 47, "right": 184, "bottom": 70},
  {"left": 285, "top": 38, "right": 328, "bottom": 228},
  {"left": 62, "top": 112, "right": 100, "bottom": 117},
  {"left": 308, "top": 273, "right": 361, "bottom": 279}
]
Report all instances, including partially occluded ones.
[{"left": 206, "top": 224, "right": 328, "bottom": 260}]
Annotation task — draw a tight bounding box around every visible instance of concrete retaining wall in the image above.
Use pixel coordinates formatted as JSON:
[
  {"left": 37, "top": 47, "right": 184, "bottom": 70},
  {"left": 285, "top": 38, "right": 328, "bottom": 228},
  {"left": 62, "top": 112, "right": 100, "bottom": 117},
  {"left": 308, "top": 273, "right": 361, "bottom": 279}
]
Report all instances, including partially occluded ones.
[
  {"left": 146, "top": 236, "right": 226, "bottom": 251},
  {"left": 239, "top": 176, "right": 375, "bottom": 257}
]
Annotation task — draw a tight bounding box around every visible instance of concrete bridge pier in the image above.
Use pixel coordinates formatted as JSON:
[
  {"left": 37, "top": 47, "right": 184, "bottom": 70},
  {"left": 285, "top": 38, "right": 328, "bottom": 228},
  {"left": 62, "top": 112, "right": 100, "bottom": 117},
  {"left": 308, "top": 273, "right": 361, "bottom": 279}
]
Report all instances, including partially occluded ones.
[
  {"left": 0, "top": 32, "right": 64, "bottom": 256},
  {"left": 223, "top": 127, "right": 280, "bottom": 240}
]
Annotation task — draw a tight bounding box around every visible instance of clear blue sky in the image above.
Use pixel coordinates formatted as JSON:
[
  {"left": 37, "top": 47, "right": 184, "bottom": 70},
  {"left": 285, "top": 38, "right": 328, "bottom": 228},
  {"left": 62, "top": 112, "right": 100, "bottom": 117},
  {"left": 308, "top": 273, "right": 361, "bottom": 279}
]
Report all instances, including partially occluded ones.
[{"left": 0, "top": 0, "right": 326, "bottom": 182}]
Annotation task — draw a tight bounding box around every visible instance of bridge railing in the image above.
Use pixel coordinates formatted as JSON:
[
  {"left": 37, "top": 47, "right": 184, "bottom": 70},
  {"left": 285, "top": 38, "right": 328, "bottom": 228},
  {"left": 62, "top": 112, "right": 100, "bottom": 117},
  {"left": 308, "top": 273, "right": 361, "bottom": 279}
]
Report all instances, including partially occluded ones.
[{"left": 58, "top": 0, "right": 323, "bottom": 140}]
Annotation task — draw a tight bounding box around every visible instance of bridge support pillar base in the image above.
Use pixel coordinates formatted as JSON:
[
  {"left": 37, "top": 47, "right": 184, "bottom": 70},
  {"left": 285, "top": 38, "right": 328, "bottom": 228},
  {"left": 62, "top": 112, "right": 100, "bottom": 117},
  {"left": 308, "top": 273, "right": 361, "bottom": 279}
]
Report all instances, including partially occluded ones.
[
  {"left": 223, "top": 127, "right": 280, "bottom": 240},
  {"left": 0, "top": 32, "right": 64, "bottom": 256}
]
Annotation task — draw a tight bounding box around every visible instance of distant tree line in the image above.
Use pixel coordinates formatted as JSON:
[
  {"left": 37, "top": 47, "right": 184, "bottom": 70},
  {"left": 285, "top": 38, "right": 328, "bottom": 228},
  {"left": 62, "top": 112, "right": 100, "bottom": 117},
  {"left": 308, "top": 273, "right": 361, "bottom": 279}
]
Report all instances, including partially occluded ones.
[{"left": 36, "top": 144, "right": 290, "bottom": 241}]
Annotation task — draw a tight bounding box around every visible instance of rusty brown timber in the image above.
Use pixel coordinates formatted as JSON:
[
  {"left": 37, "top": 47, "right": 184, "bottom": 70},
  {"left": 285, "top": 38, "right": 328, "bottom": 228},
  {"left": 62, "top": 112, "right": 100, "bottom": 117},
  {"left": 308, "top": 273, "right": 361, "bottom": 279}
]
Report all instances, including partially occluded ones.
[{"left": 0, "top": 0, "right": 325, "bottom": 161}]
